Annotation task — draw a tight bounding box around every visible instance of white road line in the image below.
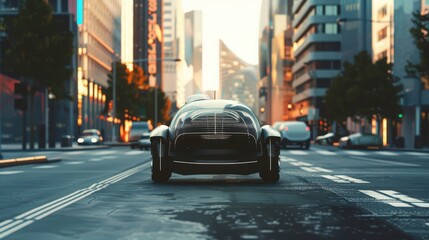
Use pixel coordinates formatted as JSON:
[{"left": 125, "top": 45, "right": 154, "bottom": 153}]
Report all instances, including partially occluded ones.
[
  {"left": 280, "top": 157, "right": 296, "bottom": 162},
  {"left": 335, "top": 175, "right": 369, "bottom": 184},
  {"left": 300, "top": 167, "right": 332, "bottom": 173},
  {"left": 288, "top": 150, "right": 308, "bottom": 155},
  {"left": 91, "top": 151, "right": 117, "bottom": 156},
  {"left": 321, "top": 175, "right": 349, "bottom": 183},
  {"left": 0, "top": 171, "right": 23, "bottom": 175},
  {"left": 350, "top": 156, "right": 419, "bottom": 167},
  {"left": 33, "top": 165, "right": 58, "bottom": 169},
  {"left": 101, "top": 156, "right": 115, "bottom": 159},
  {"left": 300, "top": 167, "right": 319, "bottom": 172},
  {"left": 359, "top": 190, "right": 429, "bottom": 208},
  {"left": 0, "top": 163, "right": 149, "bottom": 239},
  {"left": 125, "top": 151, "right": 143, "bottom": 155},
  {"left": 64, "top": 162, "right": 83, "bottom": 165},
  {"left": 344, "top": 151, "right": 367, "bottom": 156},
  {"left": 64, "top": 151, "right": 85, "bottom": 155},
  {"left": 404, "top": 152, "right": 428, "bottom": 156},
  {"left": 89, "top": 158, "right": 103, "bottom": 162},
  {"left": 374, "top": 151, "right": 399, "bottom": 156},
  {"left": 426, "top": 223, "right": 429, "bottom": 227},
  {"left": 289, "top": 162, "right": 312, "bottom": 167},
  {"left": 312, "top": 167, "right": 332, "bottom": 172},
  {"left": 314, "top": 150, "right": 337, "bottom": 156}
]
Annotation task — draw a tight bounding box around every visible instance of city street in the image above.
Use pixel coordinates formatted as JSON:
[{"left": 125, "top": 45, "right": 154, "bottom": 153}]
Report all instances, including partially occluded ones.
[{"left": 1, "top": 146, "right": 429, "bottom": 239}]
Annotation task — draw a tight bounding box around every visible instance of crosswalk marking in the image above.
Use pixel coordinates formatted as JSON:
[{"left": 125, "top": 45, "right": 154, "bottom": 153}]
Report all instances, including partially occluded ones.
[
  {"left": 374, "top": 151, "right": 399, "bottom": 156},
  {"left": 322, "top": 175, "right": 369, "bottom": 184},
  {"left": 404, "top": 152, "right": 428, "bottom": 156},
  {"left": 344, "top": 150, "right": 367, "bottom": 156},
  {"left": 0, "top": 171, "right": 24, "bottom": 175},
  {"left": 359, "top": 190, "right": 429, "bottom": 208},
  {"left": 280, "top": 157, "right": 296, "bottom": 162},
  {"left": 300, "top": 167, "right": 332, "bottom": 173},
  {"left": 91, "top": 151, "right": 117, "bottom": 156},
  {"left": 89, "top": 158, "right": 104, "bottom": 162},
  {"left": 289, "top": 162, "right": 312, "bottom": 167},
  {"left": 288, "top": 150, "right": 308, "bottom": 155},
  {"left": 125, "top": 151, "right": 144, "bottom": 155},
  {"left": 314, "top": 150, "right": 337, "bottom": 156}
]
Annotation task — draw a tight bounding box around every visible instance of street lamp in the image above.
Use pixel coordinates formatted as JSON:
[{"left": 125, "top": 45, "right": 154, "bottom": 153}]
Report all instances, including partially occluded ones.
[{"left": 111, "top": 57, "right": 181, "bottom": 142}]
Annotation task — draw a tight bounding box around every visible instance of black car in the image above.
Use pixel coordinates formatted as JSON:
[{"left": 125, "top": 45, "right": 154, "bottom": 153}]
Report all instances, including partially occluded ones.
[
  {"left": 129, "top": 121, "right": 152, "bottom": 149},
  {"left": 149, "top": 96, "right": 281, "bottom": 183},
  {"left": 77, "top": 129, "right": 103, "bottom": 145}
]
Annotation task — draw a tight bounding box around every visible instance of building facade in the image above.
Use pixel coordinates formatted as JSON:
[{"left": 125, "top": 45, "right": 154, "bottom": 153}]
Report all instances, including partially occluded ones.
[
  {"left": 184, "top": 10, "right": 203, "bottom": 98},
  {"left": 292, "top": 0, "right": 342, "bottom": 139}
]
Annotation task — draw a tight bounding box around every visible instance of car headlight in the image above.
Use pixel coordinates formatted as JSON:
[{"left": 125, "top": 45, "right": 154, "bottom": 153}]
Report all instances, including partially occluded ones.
[
  {"left": 77, "top": 138, "right": 84, "bottom": 143},
  {"left": 91, "top": 138, "right": 98, "bottom": 143}
]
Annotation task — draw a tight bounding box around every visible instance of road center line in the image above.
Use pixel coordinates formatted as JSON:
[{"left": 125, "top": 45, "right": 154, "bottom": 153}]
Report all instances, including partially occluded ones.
[
  {"left": 0, "top": 163, "right": 149, "bottom": 239},
  {"left": 350, "top": 156, "right": 419, "bottom": 167}
]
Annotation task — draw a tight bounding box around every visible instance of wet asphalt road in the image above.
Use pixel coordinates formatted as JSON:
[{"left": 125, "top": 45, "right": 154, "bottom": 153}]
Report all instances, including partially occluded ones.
[{"left": 1, "top": 146, "right": 429, "bottom": 239}]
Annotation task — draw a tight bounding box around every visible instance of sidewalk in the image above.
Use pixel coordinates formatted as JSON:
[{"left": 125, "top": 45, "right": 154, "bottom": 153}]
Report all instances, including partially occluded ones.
[{"left": 0, "top": 141, "right": 129, "bottom": 167}]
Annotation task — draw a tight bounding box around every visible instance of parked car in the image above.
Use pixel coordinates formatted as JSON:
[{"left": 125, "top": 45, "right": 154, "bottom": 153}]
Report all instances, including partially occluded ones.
[
  {"left": 149, "top": 96, "right": 281, "bottom": 183},
  {"left": 339, "top": 133, "right": 382, "bottom": 149},
  {"left": 77, "top": 129, "right": 103, "bottom": 145},
  {"left": 129, "top": 121, "right": 152, "bottom": 149},
  {"left": 137, "top": 132, "right": 151, "bottom": 150},
  {"left": 278, "top": 121, "right": 311, "bottom": 149}
]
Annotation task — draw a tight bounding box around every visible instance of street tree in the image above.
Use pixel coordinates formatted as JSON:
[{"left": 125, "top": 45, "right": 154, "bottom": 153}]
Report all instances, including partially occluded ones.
[
  {"left": 406, "top": 10, "right": 429, "bottom": 88},
  {"left": 3, "top": 0, "right": 74, "bottom": 149},
  {"left": 325, "top": 51, "right": 402, "bottom": 130}
]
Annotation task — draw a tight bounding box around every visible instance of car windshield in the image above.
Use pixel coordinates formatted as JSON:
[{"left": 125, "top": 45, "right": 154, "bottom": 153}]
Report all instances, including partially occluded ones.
[{"left": 81, "top": 131, "right": 98, "bottom": 136}]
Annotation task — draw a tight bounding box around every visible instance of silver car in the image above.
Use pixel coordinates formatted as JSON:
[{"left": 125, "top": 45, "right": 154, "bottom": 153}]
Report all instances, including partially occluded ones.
[{"left": 279, "top": 121, "right": 311, "bottom": 149}]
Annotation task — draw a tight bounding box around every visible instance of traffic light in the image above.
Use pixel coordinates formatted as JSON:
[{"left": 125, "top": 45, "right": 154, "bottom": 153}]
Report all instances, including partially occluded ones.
[
  {"left": 398, "top": 113, "right": 403, "bottom": 119},
  {"left": 14, "top": 82, "right": 28, "bottom": 111}
]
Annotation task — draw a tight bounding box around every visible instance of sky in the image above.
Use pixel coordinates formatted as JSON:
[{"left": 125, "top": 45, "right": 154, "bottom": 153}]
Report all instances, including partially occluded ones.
[{"left": 182, "top": 0, "right": 262, "bottom": 66}]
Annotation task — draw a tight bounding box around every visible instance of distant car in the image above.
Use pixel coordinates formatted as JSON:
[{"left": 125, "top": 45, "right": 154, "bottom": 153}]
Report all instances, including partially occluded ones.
[
  {"left": 278, "top": 121, "right": 311, "bottom": 149},
  {"left": 129, "top": 121, "right": 152, "bottom": 149},
  {"left": 77, "top": 129, "right": 103, "bottom": 145},
  {"left": 339, "top": 133, "right": 382, "bottom": 149},
  {"left": 149, "top": 96, "right": 281, "bottom": 183},
  {"left": 137, "top": 132, "right": 151, "bottom": 150}
]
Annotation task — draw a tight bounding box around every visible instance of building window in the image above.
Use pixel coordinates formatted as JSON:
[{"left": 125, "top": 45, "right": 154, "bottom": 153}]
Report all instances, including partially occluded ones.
[
  {"left": 316, "top": 23, "right": 339, "bottom": 34},
  {"left": 315, "top": 5, "right": 339, "bottom": 16},
  {"left": 378, "top": 27, "right": 387, "bottom": 41}
]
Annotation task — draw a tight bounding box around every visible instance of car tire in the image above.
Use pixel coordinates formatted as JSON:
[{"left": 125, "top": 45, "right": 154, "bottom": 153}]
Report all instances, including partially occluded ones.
[
  {"left": 259, "top": 138, "right": 280, "bottom": 183},
  {"left": 303, "top": 141, "right": 310, "bottom": 150},
  {"left": 151, "top": 138, "right": 171, "bottom": 183}
]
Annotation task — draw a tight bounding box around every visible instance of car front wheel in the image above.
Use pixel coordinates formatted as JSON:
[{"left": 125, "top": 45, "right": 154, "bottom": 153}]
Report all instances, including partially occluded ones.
[
  {"left": 259, "top": 138, "right": 280, "bottom": 183},
  {"left": 151, "top": 138, "right": 171, "bottom": 183}
]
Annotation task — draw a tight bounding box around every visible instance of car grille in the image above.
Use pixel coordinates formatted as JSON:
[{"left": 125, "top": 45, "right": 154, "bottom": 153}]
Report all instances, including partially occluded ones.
[{"left": 184, "top": 113, "right": 246, "bottom": 133}]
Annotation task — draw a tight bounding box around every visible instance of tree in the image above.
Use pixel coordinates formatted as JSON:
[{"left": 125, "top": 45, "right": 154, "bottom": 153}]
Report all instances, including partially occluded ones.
[
  {"left": 3, "top": 0, "right": 74, "bottom": 149},
  {"left": 406, "top": 10, "right": 429, "bottom": 88},
  {"left": 325, "top": 51, "right": 402, "bottom": 130},
  {"left": 141, "top": 88, "right": 172, "bottom": 125}
]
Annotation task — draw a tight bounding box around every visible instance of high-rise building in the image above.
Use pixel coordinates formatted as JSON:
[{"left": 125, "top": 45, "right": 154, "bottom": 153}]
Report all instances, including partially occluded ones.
[
  {"left": 219, "top": 40, "right": 258, "bottom": 113},
  {"left": 77, "top": 0, "right": 121, "bottom": 140},
  {"left": 184, "top": 10, "right": 203, "bottom": 97},
  {"left": 372, "top": 0, "right": 393, "bottom": 63},
  {"left": 393, "top": 0, "right": 429, "bottom": 148},
  {"left": 162, "top": 0, "right": 185, "bottom": 111},
  {"left": 292, "top": 0, "right": 342, "bottom": 139}
]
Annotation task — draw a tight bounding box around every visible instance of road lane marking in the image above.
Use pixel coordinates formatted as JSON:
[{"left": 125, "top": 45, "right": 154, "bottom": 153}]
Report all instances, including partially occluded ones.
[
  {"left": 0, "top": 171, "right": 23, "bottom": 175},
  {"left": 359, "top": 190, "right": 429, "bottom": 208},
  {"left": 374, "top": 151, "right": 399, "bottom": 156},
  {"left": 344, "top": 151, "right": 367, "bottom": 156},
  {"left": 300, "top": 167, "right": 332, "bottom": 173},
  {"left": 322, "top": 175, "right": 369, "bottom": 184},
  {"left": 288, "top": 150, "right": 308, "bottom": 155},
  {"left": 91, "top": 150, "right": 117, "bottom": 156},
  {"left": 404, "top": 152, "right": 427, "bottom": 156},
  {"left": 280, "top": 157, "right": 296, "bottom": 162},
  {"left": 0, "top": 163, "right": 149, "bottom": 239},
  {"left": 64, "top": 151, "right": 84, "bottom": 155},
  {"left": 89, "top": 158, "right": 103, "bottom": 162},
  {"left": 350, "top": 156, "right": 419, "bottom": 167},
  {"left": 101, "top": 156, "right": 116, "bottom": 159},
  {"left": 33, "top": 165, "right": 58, "bottom": 169},
  {"left": 64, "top": 162, "right": 83, "bottom": 165},
  {"left": 125, "top": 151, "right": 144, "bottom": 155},
  {"left": 314, "top": 150, "right": 337, "bottom": 156},
  {"left": 289, "top": 162, "right": 312, "bottom": 167},
  {"left": 426, "top": 223, "right": 429, "bottom": 227}
]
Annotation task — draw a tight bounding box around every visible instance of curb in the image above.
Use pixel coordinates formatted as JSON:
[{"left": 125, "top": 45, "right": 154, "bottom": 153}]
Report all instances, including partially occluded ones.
[{"left": 0, "top": 156, "right": 62, "bottom": 168}]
